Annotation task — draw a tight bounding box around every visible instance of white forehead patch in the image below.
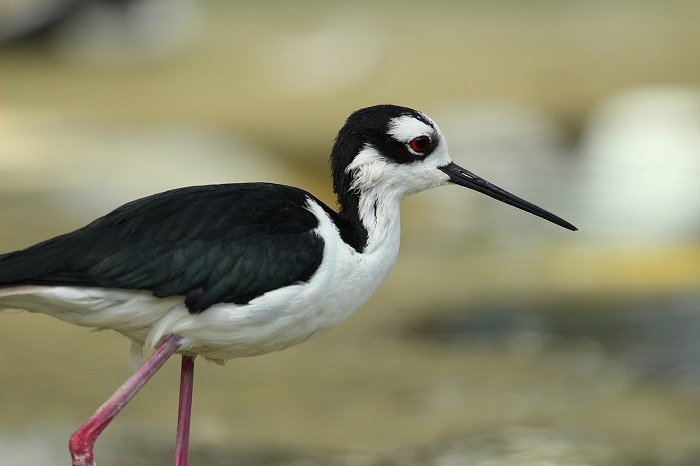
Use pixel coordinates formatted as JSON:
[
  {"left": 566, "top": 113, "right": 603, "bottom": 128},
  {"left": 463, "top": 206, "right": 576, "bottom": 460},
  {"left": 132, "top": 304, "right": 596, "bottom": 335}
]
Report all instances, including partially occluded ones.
[{"left": 387, "top": 114, "right": 436, "bottom": 142}]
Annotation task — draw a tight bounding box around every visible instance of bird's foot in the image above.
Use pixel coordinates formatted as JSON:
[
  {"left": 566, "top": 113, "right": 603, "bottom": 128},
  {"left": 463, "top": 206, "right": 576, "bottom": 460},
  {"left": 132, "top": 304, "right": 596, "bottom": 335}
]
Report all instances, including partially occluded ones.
[{"left": 68, "top": 334, "right": 183, "bottom": 465}]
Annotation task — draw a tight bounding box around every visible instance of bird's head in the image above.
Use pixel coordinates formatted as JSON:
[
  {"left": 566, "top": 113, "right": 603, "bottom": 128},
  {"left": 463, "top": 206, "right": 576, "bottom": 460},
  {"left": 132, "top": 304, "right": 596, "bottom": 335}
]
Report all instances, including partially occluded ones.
[{"left": 330, "top": 104, "right": 576, "bottom": 231}]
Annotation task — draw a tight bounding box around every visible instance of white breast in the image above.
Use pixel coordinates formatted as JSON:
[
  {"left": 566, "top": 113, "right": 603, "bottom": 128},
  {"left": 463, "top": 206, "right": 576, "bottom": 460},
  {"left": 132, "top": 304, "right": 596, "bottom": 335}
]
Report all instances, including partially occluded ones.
[
  {"left": 151, "top": 198, "right": 402, "bottom": 362},
  {"left": 0, "top": 197, "right": 403, "bottom": 365}
]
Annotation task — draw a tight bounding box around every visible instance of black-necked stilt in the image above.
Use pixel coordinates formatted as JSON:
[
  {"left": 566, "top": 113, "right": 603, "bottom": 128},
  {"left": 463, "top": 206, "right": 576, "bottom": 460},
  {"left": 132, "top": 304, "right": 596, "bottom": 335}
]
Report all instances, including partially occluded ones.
[{"left": 0, "top": 104, "right": 576, "bottom": 465}]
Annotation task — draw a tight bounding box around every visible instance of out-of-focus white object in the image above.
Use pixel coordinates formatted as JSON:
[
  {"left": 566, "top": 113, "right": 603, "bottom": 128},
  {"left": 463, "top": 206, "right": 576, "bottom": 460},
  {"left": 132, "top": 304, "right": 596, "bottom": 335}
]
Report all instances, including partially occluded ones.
[{"left": 580, "top": 87, "right": 700, "bottom": 242}]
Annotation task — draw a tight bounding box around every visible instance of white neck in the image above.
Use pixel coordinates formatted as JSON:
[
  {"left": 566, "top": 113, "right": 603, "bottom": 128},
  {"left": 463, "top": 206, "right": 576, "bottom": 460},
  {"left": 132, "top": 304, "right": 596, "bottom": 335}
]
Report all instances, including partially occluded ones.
[{"left": 355, "top": 182, "right": 403, "bottom": 257}]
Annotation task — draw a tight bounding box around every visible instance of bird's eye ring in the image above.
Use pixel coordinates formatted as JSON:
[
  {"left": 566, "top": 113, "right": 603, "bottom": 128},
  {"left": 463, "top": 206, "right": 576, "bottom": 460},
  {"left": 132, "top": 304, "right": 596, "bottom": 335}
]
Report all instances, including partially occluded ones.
[{"left": 409, "top": 135, "right": 431, "bottom": 155}]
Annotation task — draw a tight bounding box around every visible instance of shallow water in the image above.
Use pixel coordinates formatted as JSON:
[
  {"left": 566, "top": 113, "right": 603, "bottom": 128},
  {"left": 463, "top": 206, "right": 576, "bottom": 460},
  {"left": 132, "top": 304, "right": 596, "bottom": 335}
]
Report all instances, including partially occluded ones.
[
  {"left": 3, "top": 247, "right": 700, "bottom": 465},
  {"left": 3, "top": 2, "right": 700, "bottom": 464}
]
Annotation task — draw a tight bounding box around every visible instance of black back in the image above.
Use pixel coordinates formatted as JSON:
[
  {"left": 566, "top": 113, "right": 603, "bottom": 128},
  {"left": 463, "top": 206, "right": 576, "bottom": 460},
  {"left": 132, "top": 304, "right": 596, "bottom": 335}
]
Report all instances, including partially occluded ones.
[{"left": 0, "top": 183, "right": 330, "bottom": 313}]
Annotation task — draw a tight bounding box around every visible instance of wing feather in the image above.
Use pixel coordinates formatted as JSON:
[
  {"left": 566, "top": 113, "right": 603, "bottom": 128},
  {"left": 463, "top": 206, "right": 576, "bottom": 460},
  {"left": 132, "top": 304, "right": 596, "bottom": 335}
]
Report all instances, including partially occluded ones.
[{"left": 0, "top": 183, "right": 326, "bottom": 314}]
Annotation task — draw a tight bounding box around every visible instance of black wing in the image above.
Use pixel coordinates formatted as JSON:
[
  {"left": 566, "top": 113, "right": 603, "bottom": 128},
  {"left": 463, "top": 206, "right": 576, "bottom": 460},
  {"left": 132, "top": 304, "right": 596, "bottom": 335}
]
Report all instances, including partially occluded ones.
[{"left": 0, "top": 183, "right": 326, "bottom": 314}]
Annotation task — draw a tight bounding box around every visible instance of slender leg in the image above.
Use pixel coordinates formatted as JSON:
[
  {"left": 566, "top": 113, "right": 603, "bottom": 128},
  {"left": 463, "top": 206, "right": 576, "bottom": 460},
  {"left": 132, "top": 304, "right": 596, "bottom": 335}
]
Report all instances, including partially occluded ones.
[
  {"left": 174, "top": 355, "right": 195, "bottom": 466},
  {"left": 69, "top": 334, "right": 183, "bottom": 466}
]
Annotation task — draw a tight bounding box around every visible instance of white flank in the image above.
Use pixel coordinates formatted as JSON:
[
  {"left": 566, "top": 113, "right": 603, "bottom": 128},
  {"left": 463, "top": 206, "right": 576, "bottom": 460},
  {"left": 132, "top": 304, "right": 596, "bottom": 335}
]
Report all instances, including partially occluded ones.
[{"left": 0, "top": 196, "right": 402, "bottom": 365}]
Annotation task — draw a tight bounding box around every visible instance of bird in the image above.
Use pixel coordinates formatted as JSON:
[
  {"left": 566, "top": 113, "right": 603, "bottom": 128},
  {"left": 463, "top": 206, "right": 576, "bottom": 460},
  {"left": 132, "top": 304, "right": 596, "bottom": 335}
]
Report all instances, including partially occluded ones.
[{"left": 0, "top": 104, "right": 576, "bottom": 466}]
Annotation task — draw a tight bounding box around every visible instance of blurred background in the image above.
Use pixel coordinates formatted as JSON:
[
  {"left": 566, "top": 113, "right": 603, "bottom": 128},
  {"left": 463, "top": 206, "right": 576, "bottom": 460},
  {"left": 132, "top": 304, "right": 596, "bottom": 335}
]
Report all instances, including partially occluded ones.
[{"left": 2, "top": 0, "right": 700, "bottom": 464}]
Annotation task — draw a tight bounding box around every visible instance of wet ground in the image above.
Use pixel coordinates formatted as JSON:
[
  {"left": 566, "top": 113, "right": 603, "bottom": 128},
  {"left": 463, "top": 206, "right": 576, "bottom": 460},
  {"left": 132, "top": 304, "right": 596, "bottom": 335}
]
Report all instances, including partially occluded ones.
[
  {"left": 2, "top": 240, "right": 700, "bottom": 465},
  {"left": 3, "top": 2, "right": 700, "bottom": 465}
]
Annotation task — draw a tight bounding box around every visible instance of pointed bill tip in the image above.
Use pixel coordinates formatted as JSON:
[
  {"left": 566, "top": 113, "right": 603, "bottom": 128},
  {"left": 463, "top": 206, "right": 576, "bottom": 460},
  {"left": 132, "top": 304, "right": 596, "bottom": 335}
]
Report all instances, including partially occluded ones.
[{"left": 438, "top": 162, "right": 577, "bottom": 231}]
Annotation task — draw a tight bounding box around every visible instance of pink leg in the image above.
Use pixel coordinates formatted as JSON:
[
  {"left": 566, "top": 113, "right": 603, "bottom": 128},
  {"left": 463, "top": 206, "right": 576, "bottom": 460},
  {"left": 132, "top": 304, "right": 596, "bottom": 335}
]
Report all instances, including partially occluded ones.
[
  {"left": 69, "top": 334, "right": 183, "bottom": 466},
  {"left": 174, "top": 355, "right": 195, "bottom": 466}
]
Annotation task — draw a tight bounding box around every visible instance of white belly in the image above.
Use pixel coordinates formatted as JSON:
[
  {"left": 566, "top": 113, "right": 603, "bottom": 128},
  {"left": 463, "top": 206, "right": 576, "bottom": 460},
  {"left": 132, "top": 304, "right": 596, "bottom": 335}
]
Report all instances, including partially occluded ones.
[{"left": 0, "top": 201, "right": 401, "bottom": 364}]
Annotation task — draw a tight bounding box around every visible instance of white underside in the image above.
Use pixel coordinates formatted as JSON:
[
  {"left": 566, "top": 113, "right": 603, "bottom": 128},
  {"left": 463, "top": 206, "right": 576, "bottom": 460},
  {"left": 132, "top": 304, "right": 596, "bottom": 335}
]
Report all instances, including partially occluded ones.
[{"left": 0, "top": 199, "right": 402, "bottom": 365}]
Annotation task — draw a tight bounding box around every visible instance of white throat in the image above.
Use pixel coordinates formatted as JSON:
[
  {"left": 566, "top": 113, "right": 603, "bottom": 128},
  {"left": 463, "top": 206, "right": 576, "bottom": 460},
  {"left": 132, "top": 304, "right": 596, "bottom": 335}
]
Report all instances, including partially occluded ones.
[
  {"left": 345, "top": 143, "right": 452, "bottom": 254},
  {"left": 346, "top": 148, "right": 406, "bottom": 255}
]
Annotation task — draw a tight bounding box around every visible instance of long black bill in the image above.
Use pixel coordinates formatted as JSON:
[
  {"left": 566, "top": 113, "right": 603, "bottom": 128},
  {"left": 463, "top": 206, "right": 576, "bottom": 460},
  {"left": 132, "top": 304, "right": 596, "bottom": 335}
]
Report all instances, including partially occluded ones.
[{"left": 438, "top": 162, "right": 577, "bottom": 231}]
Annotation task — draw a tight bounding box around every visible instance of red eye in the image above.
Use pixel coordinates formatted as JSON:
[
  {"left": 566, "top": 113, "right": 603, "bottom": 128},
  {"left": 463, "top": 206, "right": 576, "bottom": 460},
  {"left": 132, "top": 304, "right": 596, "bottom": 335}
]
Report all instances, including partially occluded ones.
[{"left": 409, "top": 135, "right": 431, "bottom": 154}]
